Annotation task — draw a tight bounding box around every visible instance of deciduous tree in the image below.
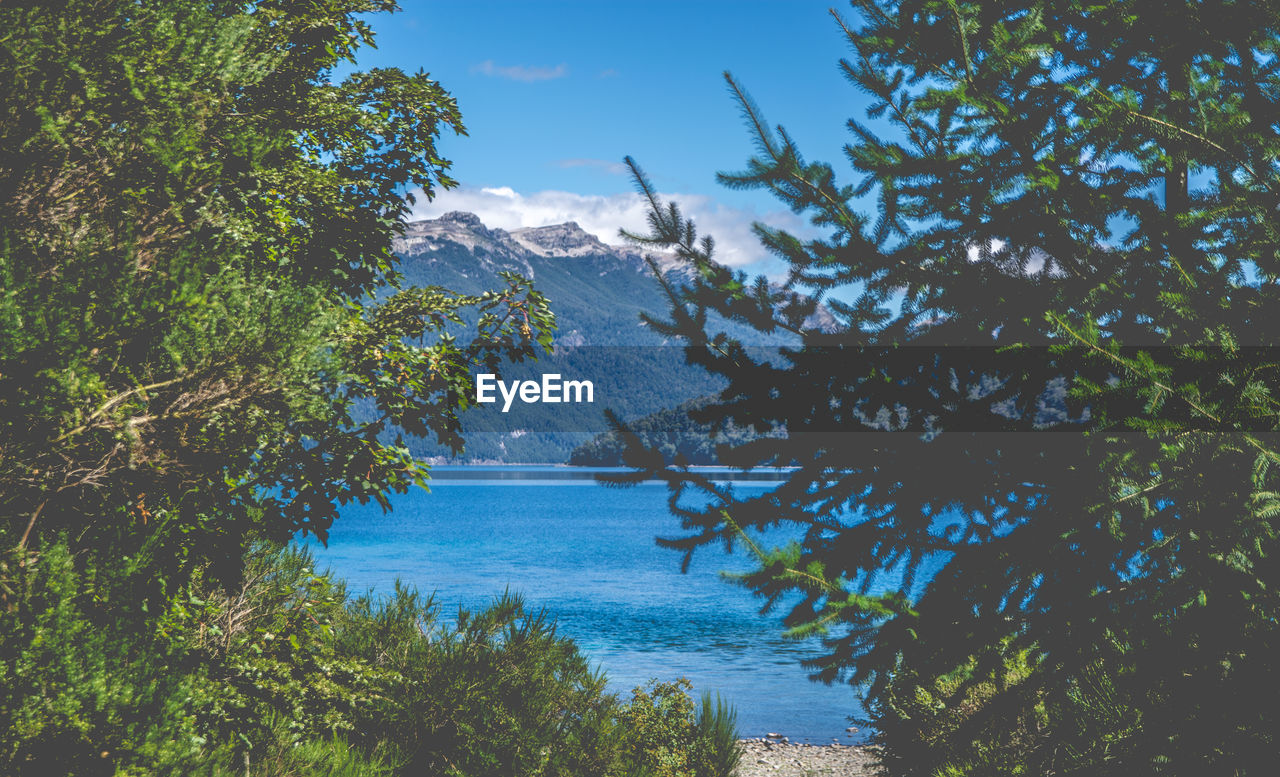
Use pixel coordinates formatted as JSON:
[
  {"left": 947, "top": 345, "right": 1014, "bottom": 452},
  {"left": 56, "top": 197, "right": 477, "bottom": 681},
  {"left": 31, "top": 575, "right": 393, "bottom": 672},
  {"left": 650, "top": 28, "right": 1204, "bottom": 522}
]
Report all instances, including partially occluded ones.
[{"left": 0, "top": 0, "right": 554, "bottom": 581}]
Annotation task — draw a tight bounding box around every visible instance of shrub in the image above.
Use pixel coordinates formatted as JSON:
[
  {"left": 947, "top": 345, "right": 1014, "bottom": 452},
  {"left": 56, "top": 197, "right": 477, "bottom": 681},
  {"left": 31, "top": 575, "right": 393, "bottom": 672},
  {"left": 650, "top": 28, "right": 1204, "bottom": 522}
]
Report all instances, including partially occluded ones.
[
  {"left": 620, "top": 679, "right": 741, "bottom": 777},
  {"left": 0, "top": 541, "right": 206, "bottom": 776},
  {"left": 1, "top": 542, "right": 742, "bottom": 777},
  {"left": 193, "top": 715, "right": 400, "bottom": 777},
  {"left": 875, "top": 650, "right": 1046, "bottom": 777},
  {"left": 168, "top": 545, "right": 387, "bottom": 753},
  {"left": 337, "top": 587, "right": 631, "bottom": 777},
  {"left": 693, "top": 692, "right": 741, "bottom": 777}
]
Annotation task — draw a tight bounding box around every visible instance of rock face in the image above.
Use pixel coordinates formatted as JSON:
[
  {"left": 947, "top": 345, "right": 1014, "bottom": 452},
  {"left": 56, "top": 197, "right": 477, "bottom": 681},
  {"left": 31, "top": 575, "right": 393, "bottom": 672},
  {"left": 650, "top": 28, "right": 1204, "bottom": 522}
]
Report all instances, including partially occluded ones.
[
  {"left": 391, "top": 212, "right": 679, "bottom": 346},
  {"left": 391, "top": 211, "right": 837, "bottom": 338},
  {"left": 395, "top": 211, "right": 539, "bottom": 279},
  {"left": 510, "top": 221, "right": 614, "bottom": 258}
]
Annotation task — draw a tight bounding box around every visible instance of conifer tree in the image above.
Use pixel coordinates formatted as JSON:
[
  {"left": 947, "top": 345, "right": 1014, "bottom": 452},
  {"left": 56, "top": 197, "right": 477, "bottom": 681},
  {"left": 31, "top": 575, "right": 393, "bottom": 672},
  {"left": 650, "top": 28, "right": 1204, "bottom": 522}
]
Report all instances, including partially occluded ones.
[{"left": 623, "top": 2, "right": 1280, "bottom": 773}]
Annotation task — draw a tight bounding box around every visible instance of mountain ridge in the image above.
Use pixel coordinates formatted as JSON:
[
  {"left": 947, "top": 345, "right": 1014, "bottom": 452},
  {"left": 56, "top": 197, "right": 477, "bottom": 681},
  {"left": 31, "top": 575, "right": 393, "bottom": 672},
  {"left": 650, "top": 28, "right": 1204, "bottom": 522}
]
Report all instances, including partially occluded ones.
[
  {"left": 386, "top": 212, "right": 829, "bottom": 462},
  {"left": 393, "top": 211, "right": 835, "bottom": 342}
]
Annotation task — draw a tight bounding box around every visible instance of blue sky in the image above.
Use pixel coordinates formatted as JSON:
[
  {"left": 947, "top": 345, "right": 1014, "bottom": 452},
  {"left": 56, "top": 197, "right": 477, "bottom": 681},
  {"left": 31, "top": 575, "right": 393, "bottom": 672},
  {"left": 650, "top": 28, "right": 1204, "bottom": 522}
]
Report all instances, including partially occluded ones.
[{"left": 353, "top": 1, "right": 876, "bottom": 269}]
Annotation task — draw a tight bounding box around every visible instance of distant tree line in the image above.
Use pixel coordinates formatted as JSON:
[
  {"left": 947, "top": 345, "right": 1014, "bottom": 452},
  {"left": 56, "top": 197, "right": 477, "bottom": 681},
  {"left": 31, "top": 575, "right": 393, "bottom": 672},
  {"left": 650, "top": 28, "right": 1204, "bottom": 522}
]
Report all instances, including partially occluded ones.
[{"left": 570, "top": 397, "right": 780, "bottom": 466}]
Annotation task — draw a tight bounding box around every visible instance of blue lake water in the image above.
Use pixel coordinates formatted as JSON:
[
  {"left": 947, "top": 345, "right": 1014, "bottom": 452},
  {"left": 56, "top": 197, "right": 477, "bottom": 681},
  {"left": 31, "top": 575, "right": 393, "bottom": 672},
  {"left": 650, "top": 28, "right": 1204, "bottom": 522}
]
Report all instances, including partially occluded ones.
[{"left": 303, "top": 466, "right": 870, "bottom": 743}]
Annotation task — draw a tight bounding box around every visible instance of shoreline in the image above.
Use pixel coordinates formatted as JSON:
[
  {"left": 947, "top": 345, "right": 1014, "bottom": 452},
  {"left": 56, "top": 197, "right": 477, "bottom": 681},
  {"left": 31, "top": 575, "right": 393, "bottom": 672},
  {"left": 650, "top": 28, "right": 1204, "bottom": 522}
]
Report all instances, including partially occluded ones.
[
  {"left": 420, "top": 460, "right": 801, "bottom": 471},
  {"left": 735, "top": 738, "right": 883, "bottom": 776}
]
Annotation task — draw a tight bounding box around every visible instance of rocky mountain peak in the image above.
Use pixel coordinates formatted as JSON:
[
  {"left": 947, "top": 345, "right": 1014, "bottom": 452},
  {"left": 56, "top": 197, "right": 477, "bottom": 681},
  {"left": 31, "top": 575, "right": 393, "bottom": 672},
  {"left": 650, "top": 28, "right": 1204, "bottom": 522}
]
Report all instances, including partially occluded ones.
[
  {"left": 510, "top": 221, "right": 611, "bottom": 257},
  {"left": 437, "top": 211, "right": 483, "bottom": 227},
  {"left": 394, "top": 212, "right": 534, "bottom": 278}
]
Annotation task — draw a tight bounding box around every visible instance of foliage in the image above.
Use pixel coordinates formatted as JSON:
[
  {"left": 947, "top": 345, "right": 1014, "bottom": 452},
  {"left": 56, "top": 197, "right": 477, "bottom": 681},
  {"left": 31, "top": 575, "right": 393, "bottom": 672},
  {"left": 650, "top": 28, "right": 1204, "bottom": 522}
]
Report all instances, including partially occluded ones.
[
  {"left": 336, "top": 585, "right": 624, "bottom": 777},
  {"left": 0, "top": 0, "right": 554, "bottom": 579},
  {"left": 0, "top": 541, "right": 738, "bottom": 776},
  {"left": 165, "top": 544, "right": 383, "bottom": 753},
  {"left": 692, "top": 691, "right": 741, "bottom": 777},
  {"left": 875, "top": 644, "right": 1150, "bottom": 777},
  {"left": 191, "top": 718, "right": 401, "bottom": 777},
  {"left": 0, "top": 541, "right": 207, "bottom": 775},
  {"left": 620, "top": 679, "right": 703, "bottom": 777},
  {"left": 218, "top": 730, "right": 399, "bottom": 777},
  {"left": 619, "top": 679, "right": 740, "bottom": 777},
  {"left": 874, "top": 645, "right": 1047, "bottom": 776},
  {"left": 618, "top": 1, "right": 1280, "bottom": 774}
]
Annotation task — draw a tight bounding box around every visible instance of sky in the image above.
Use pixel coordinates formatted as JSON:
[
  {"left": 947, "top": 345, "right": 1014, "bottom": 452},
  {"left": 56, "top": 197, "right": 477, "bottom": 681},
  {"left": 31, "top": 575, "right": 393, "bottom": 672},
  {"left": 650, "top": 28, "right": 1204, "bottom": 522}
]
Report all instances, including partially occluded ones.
[{"left": 349, "top": 1, "right": 878, "bottom": 270}]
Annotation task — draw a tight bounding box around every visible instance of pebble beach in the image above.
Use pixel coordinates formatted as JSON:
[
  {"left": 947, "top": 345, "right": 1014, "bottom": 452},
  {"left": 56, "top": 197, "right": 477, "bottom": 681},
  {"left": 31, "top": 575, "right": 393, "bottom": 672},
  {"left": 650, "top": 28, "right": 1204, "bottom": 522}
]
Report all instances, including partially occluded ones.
[{"left": 734, "top": 737, "right": 883, "bottom": 777}]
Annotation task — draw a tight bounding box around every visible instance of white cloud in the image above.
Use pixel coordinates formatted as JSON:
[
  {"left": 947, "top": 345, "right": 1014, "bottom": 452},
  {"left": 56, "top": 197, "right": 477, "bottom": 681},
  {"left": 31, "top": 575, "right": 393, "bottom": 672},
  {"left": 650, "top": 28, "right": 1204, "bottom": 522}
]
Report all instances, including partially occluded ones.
[
  {"left": 470, "top": 60, "right": 568, "bottom": 82},
  {"left": 408, "top": 186, "right": 811, "bottom": 268}
]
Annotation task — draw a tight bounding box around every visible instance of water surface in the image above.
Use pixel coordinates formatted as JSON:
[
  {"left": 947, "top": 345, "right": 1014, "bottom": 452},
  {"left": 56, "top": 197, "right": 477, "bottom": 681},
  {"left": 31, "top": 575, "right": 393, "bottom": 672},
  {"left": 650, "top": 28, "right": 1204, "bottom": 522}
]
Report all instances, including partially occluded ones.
[{"left": 306, "top": 466, "right": 870, "bottom": 743}]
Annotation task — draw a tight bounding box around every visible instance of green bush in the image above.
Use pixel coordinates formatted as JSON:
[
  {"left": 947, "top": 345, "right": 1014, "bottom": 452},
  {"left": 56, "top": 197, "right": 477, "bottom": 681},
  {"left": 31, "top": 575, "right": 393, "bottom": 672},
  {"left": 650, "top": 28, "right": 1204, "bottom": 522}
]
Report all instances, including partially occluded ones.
[
  {"left": 620, "top": 679, "right": 741, "bottom": 777},
  {"left": 693, "top": 692, "right": 741, "bottom": 777},
  {"left": 337, "top": 586, "right": 631, "bottom": 777},
  {"left": 163, "top": 545, "right": 387, "bottom": 755},
  {"left": 0, "top": 541, "right": 206, "bottom": 776},
  {"left": 0, "top": 541, "right": 741, "bottom": 777},
  {"left": 193, "top": 716, "right": 400, "bottom": 777}
]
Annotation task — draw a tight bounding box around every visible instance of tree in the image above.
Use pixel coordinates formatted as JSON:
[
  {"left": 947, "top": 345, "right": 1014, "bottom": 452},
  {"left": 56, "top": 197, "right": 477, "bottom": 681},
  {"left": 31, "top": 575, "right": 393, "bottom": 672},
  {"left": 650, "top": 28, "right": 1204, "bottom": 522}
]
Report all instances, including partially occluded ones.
[
  {"left": 621, "top": 1, "right": 1280, "bottom": 773},
  {"left": 0, "top": 0, "right": 554, "bottom": 581}
]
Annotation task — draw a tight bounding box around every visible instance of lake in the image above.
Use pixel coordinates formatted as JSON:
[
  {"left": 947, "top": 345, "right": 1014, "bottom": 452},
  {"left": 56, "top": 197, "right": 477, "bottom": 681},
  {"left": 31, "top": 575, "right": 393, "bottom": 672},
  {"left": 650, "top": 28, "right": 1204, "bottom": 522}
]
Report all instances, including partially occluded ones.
[{"left": 303, "top": 466, "right": 870, "bottom": 743}]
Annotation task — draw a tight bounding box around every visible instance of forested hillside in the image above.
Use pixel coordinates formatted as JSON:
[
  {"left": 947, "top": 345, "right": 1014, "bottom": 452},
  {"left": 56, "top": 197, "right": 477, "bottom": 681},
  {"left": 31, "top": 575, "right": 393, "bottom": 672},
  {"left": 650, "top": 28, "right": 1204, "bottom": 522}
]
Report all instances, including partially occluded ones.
[
  {"left": 384, "top": 212, "right": 819, "bottom": 463},
  {"left": 568, "top": 397, "right": 780, "bottom": 467}
]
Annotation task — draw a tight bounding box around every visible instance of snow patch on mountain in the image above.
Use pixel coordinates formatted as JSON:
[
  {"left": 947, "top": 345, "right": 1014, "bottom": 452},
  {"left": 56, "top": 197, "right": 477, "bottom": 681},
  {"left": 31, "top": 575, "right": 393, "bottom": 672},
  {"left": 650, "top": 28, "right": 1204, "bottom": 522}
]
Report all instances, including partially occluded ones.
[
  {"left": 392, "top": 212, "right": 838, "bottom": 336},
  {"left": 510, "top": 221, "right": 611, "bottom": 257},
  {"left": 394, "top": 211, "right": 537, "bottom": 278}
]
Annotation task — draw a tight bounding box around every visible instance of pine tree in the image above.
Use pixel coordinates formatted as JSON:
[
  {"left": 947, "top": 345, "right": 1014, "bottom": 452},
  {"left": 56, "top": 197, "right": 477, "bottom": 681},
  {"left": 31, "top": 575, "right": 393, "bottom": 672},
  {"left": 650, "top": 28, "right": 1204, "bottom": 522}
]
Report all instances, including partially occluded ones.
[{"left": 622, "top": 2, "right": 1280, "bottom": 773}]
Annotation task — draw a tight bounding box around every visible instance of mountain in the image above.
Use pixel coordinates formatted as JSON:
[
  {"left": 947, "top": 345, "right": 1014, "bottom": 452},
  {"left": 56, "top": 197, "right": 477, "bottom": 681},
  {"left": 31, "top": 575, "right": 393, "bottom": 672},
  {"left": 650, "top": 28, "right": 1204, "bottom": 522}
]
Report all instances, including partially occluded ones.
[
  {"left": 395, "top": 212, "right": 677, "bottom": 347},
  {"left": 388, "top": 212, "right": 825, "bottom": 463},
  {"left": 394, "top": 212, "right": 835, "bottom": 346}
]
